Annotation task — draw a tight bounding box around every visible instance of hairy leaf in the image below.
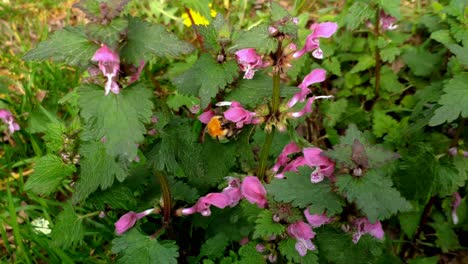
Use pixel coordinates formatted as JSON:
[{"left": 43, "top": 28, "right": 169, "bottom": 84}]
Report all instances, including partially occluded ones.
[
  {"left": 253, "top": 210, "right": 285, "bottom": 239},
  {"left": 78, "top": 83, "right": 153, "bottom": 159},
  {"left": 267, "top": 167, "right": 344, "bottom": 215},
  {"left": 86, "top": 184, "right": 137, "bottom": 210},
  {"left": 112, "top": 229, "right": 179, "bottom": 264},
  {"left": 173, "top": 54, "right": 239, "bottom": 108},
  {"left": 199, "top": 233, "right": 229, "bottom": 259},
  {"left": 23, "top": 26, "right": 98, "bottom": 67},
  {"left": 230, "top": 24, "right": 278, "bottom": 54},
  {"left": 337, "top": 170, "right": 412, "bottom": 222},
  {"left": 402, "top": 47, "right": 442, "bottom": 77},
  {"left": 429, "top": 72, "right": 468, "bottom": 126},
  {"left": 120, "top": 17, "right": 194, "bottom": 64},
  {"left": 25, "top": 155, "right": 76, "bottom": 195},
  {"left": 85, "top": 18, "right": 128, "bottom": 47},
  {"left": 51, "top": 203, "right": 84, "bottom": 248}
]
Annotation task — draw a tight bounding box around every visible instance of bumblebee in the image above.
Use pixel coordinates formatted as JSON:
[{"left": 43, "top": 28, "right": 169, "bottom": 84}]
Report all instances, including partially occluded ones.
[{"left": 206, "top": 115, "right": 237, "bottom": 140}]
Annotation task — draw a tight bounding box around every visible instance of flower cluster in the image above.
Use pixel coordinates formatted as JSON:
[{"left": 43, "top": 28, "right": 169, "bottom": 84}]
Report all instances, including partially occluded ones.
[
  {"left": 293, "top": 22, "right": 338, "bottom": 59},
  {"left": 235, "top": 48, "right": 269, "bottom": 80},
  {"left": 180, "top": 176, "right": 267, "bottom": 216},
  {"left": 272, "top": 142, "right": 335, "bottom": 183},
  {"left": 199, "top": 101, "right": 260, "bottom": 128},
  {"left": 0, "top": 109, "right": 20, "bottom": 134}
]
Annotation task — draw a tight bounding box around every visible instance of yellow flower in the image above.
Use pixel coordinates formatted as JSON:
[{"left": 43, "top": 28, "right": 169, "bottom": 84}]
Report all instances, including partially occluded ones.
[{"left": 182, "top": 5, "right": 217, "bottom": 27}]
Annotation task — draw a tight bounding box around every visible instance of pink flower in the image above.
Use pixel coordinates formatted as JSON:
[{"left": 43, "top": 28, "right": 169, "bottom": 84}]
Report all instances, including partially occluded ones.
[
  {"left": 304, "top": 209, "right": 333, "bottom": 228},
  {"left": 223, "top": 101, "right": 259, "bottom": 128},
  {"left": 198, "top": 110, "right": 216, "bottom": 124},
  {"left": 129, "top": 60, "right": 145, "bottom": 84},
  {"left": 287, "top": 69, "right": 327, "bottom": 108},
  {"left": 235, "top": 48, "right": 267, "bottom": 79},
  {"left": 293, "top": 22, "right": 338, "bottom": 59},
  {"left": 303, "top": 148, "right": 335, "bottom": 183},
  {"left": 241, "top": 176, "right": 267, "bottom": 208},
  {"left": 115, "top": 208, "right": 154, "bottom": 235},
  {"left": 92, "top": 44, "right": 120, "bottom": 95},
  {"left": 379, "top": 11, "right": 398, "bottom": 31},
  {"left": 352, "top": 217, "right": 384, "bottom": 244},
  {"left": 452, "top": 192, "right": 462, "bottom": 224},
  {"left": 287, "top": 221, "right": 316, "bottom": 256},
  {"left": 182, "top": 177, "right": 242, "bottom": 216},
  {"left": 275, "top": 156, "right": 306, "bottom": 179},
  {"left": 0, "top": 109, "right": 20, "bottom": 134},
  {"left": 272, "top": 142, "right": 302, "bottom": 172}
]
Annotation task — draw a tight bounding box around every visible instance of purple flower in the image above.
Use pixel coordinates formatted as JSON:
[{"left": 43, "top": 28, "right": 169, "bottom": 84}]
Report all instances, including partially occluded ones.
[
  {"left": 303, "top": 147, "right": 335, "bottom": 183},
  {"left": 235, "top": 48, "right": 267, "bottom": 79},
  {"left": 182, "top": 177, "right": 242, "bottom": 216},
  {"left": 452, "top": 192, "right": 462, "bottom": 225},
  {"left": 272, "top": 142, "right": 302, "bottom": 172},
  {"left": 352, "top": 217, "right": 384, "bottom": 244},
  {"left": 275, "top": 156, "right": 306, "bottom": 179},
  {"left": 0, "top": 109, "right": 20, "bottom": 134},
  {"left": 287, "top": 221, "right": 316, "bottom": 256},
  {"left": 115, "top": 208, "right": 154, "bottom": 235},
  {"left": 287, "top": 69, "right": 327, "bottom": 108},
  {"left": 223, "top": 101, "right": 259, "bottom": 128},
  {"left": 129, "top": 60, "right": 145, "bottom": 84},
  {"left": 293, "top": 22, "right": 338, "bottom": 59},
  {"left": 92, "top": 44, "right": 120, "bottom": 95},
  {"left": 241, "top": 176, "right": 267, "bottom": 208},
  {"left": 304, "top": 209, "right": 334, "bottom": 228}
]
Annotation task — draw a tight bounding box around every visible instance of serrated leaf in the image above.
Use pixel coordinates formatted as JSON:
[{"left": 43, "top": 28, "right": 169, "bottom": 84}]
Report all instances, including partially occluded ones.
[
  {"left": 278, "top": 238, "right": 318, "bottom": 263},
  {"left": 253, "top": 210, "right": 285, "bottom": 239},
  {"left": 170, "top": 179, "right": 200, "bottom": 203},
  {"left": 85, "top": 18, "right": 128, "bottom": 47},
  {"left": 350, "top": 55, "right": 375, "bottom": 74},
  {"left": 430, "top": 30, "right": 455, "bottom": 46},
  {"left": 380, "top": 46, "right": 401, "bottom": 62},
  {"left": 72, "top": 141, "right": 128, "bottom": 203},
  {"left": 433, "top": 160, "right": 465, "bottom": 197},
  {"left": 344, "top": 2, "right": 374, "bottom": 30},
  {"left": 398, "top": 209, "right": 422, "bottom": 239},
  {"left": 43, "top": 123, "right": 67, "bottom": 153},
  {"left": 323, "top": 56, "right": 342, "bottom": 76},
  {"left": 447, "top": 43, "right": 468, "bottom": 66},
  {"left": 429, "top": 72, "right": 468, "bottom": 126},
  {"left": 321, "top": 98, "right": 348, "bottom": 127},
  {"left": 402, "top": 47, "right": 442, "bottom": 77},
  {"left": 25, "top": 155, "right": 76, "bottom": 195},
  {"left": 379, "top": 66, "right": 404, "bottom": 93},
  {"left": 238, "top": 242, "right": 265, "bottom": 264},
  {"left": 373, "top": 112, "right": 399, "bottom": 138},
  {"left": 23, "top": 26, "right": 98, "bottom": 67},
  {"left": 429, "top": 222, "right": 460, "bottom": 252},
  {"left": 51, "top": 203, "right": 84, "bottom": 248},
  {"left": 78, "top": 83, "right": 153, "bottom": 159},
  {"left": 267, "top": 167, "right": 344, "bottom": 215},
  {"left": 375, "top": 0, "right": 401, "bottom": 19},
  {"left": 173, "top": 54, "right": 239, "bottom": 108},
  {"left": 270, "top": 2, "right": 290, "bottom": 21},
  {"left": 225, "top": 72, "right": 296, "bottom": 108},
  {"left": 86, "top": 184, "right": 137, "bottom": 210},
  {"left": 337, "top": 170, "right": 411, "bottom": 222},
  {"left": 166, "top": 93, "right": 199, "bottom": 111},
  {"left": 120, "top": 17, "right": 194, "bottom": 64},
  {"left": 230, "top": 24, "right": 278, "bottom": 54},
  {"left": 196, "top": 22, "right": 222, "bottom": 52},
  {"left": 112, "top": 229, "right": 179, "bottom": 264},
  {"left": 73, "top": 0, "right": 130, "bottom": 22},
  {"left": 199, "top": 233, "right": 229, "bottom": 259}
]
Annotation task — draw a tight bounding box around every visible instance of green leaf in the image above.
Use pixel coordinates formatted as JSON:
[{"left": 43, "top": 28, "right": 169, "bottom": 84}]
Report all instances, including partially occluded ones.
[
  {"left": 253, "top": 210, "right": 285, "bottom": 239},
  {"left": 25, "top": 155, "right": 76, "bottom": 195},
  {"left": 376, "top": 0, "right": 401, "bottom": 19},
  {"left": 278, "top": 238, "right": 318, "bottom": 263},
  {"left": 379, "top": 66, "right": 404, "bottom": 93},
  {"left": 112, "top": 229, "right": 179, "bottom": 264},
  {"left": 43, "top": 123, "right": 67, "bottom": 153},
  {"left": 429, "top": 72, "right": 468, "bottom": 126},
  {"left": 166, "top": 93, "right": 199, "bottom": 111},
  {"left": 199, "top": 233, "right": 229, "bottom": 259},
  {"left": 407, "top": 256, "right": 439, "bottom": 264},
  {"left": 321, "top": 98, "right": 348, "bottom": 127},
  {"left": 380, "top": 46, "right": 401, "bottom": 63},
  {"left": 373, "top": 111, "right": 399, "bottom": 138},
  {"left": 344, "top": 2, "right": 374, "bottom": 30},
  {"left": 433, "top": 159, "right": 465, "bottom": 197},
  {"left": 230, "top": 24, "right": 278, "bottom": 54},
  {"left": 85, "top": 18, "right": 128, "bottom": 47},
  {"left": 170, "top": 179, "right": 200, "bottom": 203},
  {"left": 337, "top": 170, "right": 412, "bottom": 222},
  {"left": 398, "top": 209, "right": 422, "bottom": 239},
  {"left": 72, "top": 141, "right": 128, "bottom": 203},
  {"left": 225, "top": 72, "right": 296, "bottom": 108},
  {"left": 447, "top": 43, "right": 468, "bottom": 66},
  {"left": 120, "top": 17, "right": 194, "bottom": 65},
  {"left": 23, "top": 26, "right": 98, "bottom": 67},
  {"left": 315, "top": 227, "right": 385, "bottom": 264},
  {"left": 78, "top": 83, "right": 153, "bottom": 159},
  {"left": 402, "top": 47, "right": 442, "bottom": 77},
  {"left": 429, "top": 222, "right": 460, "bottom": 252},
  {"left": 267, "top": 167, "right": 344, "bottom": 215},
  {"left": 86, "top": 184, "right": 137, "bottom": 210},
  {"left": 350, "top": 55, "right": 375, "bottom": 74},
  {"left": 196, "top": 25, "right": 221, "bottom": 52},
  {"left": 51, "top": 203, "right": 84, "bottom": 248},
  {"left": 173, "top": 54, "right": 239, "bottom": 108},
  {"left": 238, "top": 242, "right": 265, "bottom": 264},
  {"left": 181, "top": 0, "right": 212, "bottom": 23},
  {"left": 270, "top": 2, "right": 289, "bottom": 21},
  {"left": 430, "top": 30, "right": 455, "bottom": 46},
  {"left": 323, "top": 56, "right": 342, "bottom": 76}
]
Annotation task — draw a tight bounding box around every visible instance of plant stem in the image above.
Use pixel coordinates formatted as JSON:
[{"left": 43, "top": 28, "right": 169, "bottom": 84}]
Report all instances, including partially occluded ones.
[
  {"left": 374, "top": 8, "right": 381, "bottom": 99},
  {"left": 79, "top": 211, "right": 101, "bottom": 220},
  {"left": 257, "top": 42, "right": 283, "bottom": 182},
  {"left": 156, "top": 171, "right": 172, "bottom": 226},
  {"left": 184, "top": 7, "right": 205, "bottom": 51}
]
